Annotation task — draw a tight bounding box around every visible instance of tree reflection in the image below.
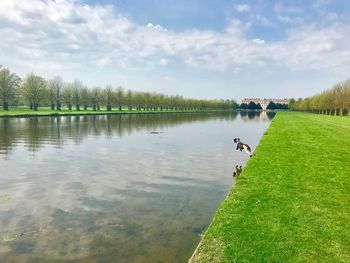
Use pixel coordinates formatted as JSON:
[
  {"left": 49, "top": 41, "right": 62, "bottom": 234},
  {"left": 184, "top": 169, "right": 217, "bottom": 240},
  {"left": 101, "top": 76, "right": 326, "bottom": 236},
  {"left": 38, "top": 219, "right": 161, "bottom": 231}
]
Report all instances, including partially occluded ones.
[
  {"left": 240, "top": 110, "right": 275, "bottom": 122},
  {"left": 0, "top": 112, "right": 243, "bottom": 155}
]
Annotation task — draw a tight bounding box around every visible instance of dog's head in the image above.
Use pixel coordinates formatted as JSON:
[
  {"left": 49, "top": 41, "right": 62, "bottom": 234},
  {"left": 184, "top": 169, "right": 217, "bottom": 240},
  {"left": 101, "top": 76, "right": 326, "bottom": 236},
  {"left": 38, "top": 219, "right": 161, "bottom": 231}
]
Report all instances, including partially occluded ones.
[{"left": 233, "top": 138, "right": 240, "bottom": 143}]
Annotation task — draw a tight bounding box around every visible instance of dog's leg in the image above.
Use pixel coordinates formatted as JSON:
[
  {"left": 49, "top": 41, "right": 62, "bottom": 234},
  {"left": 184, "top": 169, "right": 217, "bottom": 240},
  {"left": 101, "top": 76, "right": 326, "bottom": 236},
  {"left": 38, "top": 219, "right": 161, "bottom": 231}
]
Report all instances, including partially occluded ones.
[{"left": 244, "top": 147, "right": 252, "bottom": 156}]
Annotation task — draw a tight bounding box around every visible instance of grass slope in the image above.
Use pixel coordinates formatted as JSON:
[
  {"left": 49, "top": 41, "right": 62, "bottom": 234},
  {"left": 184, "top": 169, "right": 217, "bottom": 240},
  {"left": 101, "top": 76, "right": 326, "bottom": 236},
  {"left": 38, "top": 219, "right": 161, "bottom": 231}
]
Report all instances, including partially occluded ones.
[
  {"left": 191, "top": 112, "right": 350, "bottom": 263},
  {"left": 0, "top": 108, "right": 220, "bottom": 118}
]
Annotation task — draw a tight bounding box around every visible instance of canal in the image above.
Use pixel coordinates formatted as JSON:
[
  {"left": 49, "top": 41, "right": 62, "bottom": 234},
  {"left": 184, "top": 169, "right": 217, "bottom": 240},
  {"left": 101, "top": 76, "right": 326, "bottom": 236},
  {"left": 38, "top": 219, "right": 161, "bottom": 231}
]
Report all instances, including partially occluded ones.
[{"left": 0, "top": 111, "right": 273, "bottom": 262}]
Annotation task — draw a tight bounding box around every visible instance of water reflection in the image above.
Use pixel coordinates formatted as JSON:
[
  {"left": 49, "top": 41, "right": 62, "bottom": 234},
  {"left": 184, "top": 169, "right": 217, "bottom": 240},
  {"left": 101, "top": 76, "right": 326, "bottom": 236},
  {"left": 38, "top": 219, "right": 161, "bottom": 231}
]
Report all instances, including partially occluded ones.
[
  {"left": 232, "top": 165, "right": 243, "bottom": 177},
  {"left": 0, "top": 112, "right": 274, "bottom": 156},
  {"left": 0, "top": 111, "right": 274, "bottom": 262},
  {"left": 0, "top": 112, "right": 240, "bottom": 156},
  {"left": 240, "top": 110, "right": 275, "bottom": 122}
]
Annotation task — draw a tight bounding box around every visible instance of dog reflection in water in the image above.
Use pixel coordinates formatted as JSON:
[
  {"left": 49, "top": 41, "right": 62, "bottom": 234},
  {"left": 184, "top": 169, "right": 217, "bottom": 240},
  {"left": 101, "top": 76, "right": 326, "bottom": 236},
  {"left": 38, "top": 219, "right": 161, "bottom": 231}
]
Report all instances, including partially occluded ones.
[{"left": 233, "top": 165, "right": 243, "bottom": 177}]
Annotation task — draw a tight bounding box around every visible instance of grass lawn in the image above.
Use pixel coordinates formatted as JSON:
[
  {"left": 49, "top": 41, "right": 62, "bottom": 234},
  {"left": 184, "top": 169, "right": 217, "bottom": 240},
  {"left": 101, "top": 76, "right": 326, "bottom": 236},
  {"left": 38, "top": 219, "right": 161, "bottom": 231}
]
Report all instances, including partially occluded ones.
[
  {"left": 0, "top": 107, "right": 219, "bottom": 117},
  {"left": 191, "top": 112, "right": 350, "bottom": 263}
]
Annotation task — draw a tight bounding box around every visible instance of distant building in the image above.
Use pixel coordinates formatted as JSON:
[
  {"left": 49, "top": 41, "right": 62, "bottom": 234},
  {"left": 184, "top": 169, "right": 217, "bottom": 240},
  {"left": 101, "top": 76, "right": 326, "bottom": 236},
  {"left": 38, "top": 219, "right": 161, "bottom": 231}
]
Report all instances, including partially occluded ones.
[{"left": 241, "top": 98, "right": 289, "bottom": 110}]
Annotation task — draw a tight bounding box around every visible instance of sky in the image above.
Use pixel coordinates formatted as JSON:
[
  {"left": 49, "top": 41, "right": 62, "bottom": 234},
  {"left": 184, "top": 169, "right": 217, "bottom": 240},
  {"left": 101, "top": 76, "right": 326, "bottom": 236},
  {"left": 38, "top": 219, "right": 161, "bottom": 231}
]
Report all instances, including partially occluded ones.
[{"left": 0, "top": 0, "right": 350, "bottom": 101}]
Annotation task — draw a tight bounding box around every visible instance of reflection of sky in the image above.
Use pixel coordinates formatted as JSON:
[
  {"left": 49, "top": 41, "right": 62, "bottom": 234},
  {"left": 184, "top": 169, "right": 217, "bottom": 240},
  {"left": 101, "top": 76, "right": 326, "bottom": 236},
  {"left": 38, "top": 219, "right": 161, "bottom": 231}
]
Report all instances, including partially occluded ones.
[{"left": 0, "top": 112, "right": 272, "bottom": 262}]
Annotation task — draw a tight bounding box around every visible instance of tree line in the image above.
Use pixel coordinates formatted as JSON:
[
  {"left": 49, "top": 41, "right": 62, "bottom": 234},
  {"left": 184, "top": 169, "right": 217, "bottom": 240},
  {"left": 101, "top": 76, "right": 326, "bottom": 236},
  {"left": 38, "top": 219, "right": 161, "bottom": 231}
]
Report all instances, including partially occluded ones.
[
  {"left": 239, "top": 101, "right": 263, "bottom": 110},
  {"left": 239, "top": 101, "right": 288, "bottom": 110},
  {"left": 266, "top": 101, "right": 288, "bottom": 110},
  {"left": 290, "top": 79, "right": 350, "bottom": 116},
  {"left": 0, "top": 67, "right": 237, "bottom": 112}
]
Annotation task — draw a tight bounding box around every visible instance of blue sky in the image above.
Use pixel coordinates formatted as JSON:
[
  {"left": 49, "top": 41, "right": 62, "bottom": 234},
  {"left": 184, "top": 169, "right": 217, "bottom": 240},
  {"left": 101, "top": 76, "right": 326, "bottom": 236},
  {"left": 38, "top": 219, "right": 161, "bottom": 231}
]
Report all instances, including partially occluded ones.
[{"left": 0, "top": 0, "right": 350, "bottom": 101}]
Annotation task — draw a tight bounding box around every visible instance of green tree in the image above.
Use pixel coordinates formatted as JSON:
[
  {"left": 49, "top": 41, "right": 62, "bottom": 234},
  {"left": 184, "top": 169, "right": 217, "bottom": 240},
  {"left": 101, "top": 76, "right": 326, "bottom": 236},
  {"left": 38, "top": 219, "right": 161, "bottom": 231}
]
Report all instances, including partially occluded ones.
[
  {"left": 116, "top": 86, "right": 124, "bottom": 111},
  {"left": 72, "top": 80, "right": 83, "bottom": 111},
  {"left": 21, "top": 73, "right": 47, "bottom": 110},
  {"left": 126, "top": 90, "right": 133, "bottom": 110},
  {"left": 266, "top": 101, "right": 276, "bottom": 110},
  {"left": 62, "top": 85, "right": 73, "bottom": 110},
  {"left": 248, "top": 101, "right": 257, "bottom": 110},
  {"left": 134, "top": 91, "right": 144, "bottom": 111},
  {"left": 0, "top": 68, "right": 21, "bottom": 110},
  {"left": 81, "top": 87, "right": 90, "bottom": 110},
  {"left": 345, "top": 80, "right": 350, "bottom": 116},
  {"left": 104, "top": 85, "right": 114, "bottom": 111},
  {"left": 240, "top": 103, "right": 248, "bottom": 110},
  {"left": 91, "top": 87, "right": 101, "bottom": 111},
  {"left": 288, "top": 98, "right": 296, "bottom": 110},
  {"left": 48, "top": 77, "right": 63, "bottom": 110}
]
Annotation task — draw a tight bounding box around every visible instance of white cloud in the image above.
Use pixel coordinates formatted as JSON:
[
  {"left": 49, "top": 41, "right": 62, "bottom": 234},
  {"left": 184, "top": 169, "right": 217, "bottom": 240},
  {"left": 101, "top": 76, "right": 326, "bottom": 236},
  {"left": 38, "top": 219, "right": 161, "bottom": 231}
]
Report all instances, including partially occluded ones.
[
  {"left": 159, "top": 58, "right": 169, "bottom": 66},
  {"left": 312, "top": 0, "right": 331, "bottom": 8},
  {"left": 274, "top": 2, "right": 302, "bottom": 14},
  {"left": 277, "top": 15, "right": 304, "bottom": 24},
  {"left": 252, "top": 38, "right": 265, "bottom": 44},
  {"left": 269, "top": 23, "right": 350, "bottom": 72},
  {"left": 225, "top": 18, "right": 251, "bottom": 35},
  {"left": 253, "top": 15, "right": 274, "bottom": 27},
  {"left": 324, "top": 12, "right": 338, "bottom": 21},
  {"left": 147, "top": 23, "right": 167, "bottom": 31},
  {"left": 0, "top": 0, "right": 349, "bottom": 81},
  {"left": 97, "top": 56, "right": 111, "bottom": 66},
  {"left": 235, "top": 4, "right": 251, "bottom": 13}
]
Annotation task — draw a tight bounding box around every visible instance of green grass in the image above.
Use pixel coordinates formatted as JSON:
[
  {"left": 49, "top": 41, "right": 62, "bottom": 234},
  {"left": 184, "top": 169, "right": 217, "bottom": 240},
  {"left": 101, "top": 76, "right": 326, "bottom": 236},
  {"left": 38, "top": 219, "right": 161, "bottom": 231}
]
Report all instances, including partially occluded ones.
[
  {"left": 0, "top": 107, "right": 223, "bottom": 117},
  {"left": 191, "top": 112, "right": 350, "bottom": 263}
]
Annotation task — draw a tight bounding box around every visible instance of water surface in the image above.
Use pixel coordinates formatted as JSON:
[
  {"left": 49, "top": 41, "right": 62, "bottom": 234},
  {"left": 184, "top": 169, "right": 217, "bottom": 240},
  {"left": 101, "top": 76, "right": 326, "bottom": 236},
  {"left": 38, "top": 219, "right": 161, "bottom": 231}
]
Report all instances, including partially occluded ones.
[{"left": 0, "top": 111, "right": 273, "bottom": 262}]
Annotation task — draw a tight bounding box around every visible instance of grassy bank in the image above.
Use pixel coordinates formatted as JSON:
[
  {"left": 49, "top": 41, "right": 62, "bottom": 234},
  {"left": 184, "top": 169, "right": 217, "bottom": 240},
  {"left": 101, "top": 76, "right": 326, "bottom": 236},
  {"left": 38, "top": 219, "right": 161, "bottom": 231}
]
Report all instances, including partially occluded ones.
[
  {"left": 0, "top": 107, "right": 226, "bottom": 118},
  {"left": 191, "top": 112, "right": 350, "bottom": 262}
]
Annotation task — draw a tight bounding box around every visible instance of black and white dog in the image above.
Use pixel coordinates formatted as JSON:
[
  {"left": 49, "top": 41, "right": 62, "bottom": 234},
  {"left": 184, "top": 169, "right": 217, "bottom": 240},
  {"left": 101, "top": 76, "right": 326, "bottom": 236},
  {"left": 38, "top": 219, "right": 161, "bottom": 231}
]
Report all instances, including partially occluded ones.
[{"left": 234, "top": 138, "right": 252, "bottom": 157}]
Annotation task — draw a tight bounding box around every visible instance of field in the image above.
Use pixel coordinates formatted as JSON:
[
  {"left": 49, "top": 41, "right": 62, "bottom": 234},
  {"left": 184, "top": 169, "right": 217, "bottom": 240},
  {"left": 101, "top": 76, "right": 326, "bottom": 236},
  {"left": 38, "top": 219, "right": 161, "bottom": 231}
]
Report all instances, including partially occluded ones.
[{"left": 191, "top": 112, "right": 350, "bottom": 262}]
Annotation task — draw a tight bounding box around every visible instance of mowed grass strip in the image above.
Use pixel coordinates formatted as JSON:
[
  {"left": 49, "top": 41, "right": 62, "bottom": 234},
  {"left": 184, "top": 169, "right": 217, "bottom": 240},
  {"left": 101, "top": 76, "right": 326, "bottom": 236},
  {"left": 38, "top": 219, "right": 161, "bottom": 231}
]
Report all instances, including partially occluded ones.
[{"left": 191, "top": 112, "right": 350, "bottom": 263}]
